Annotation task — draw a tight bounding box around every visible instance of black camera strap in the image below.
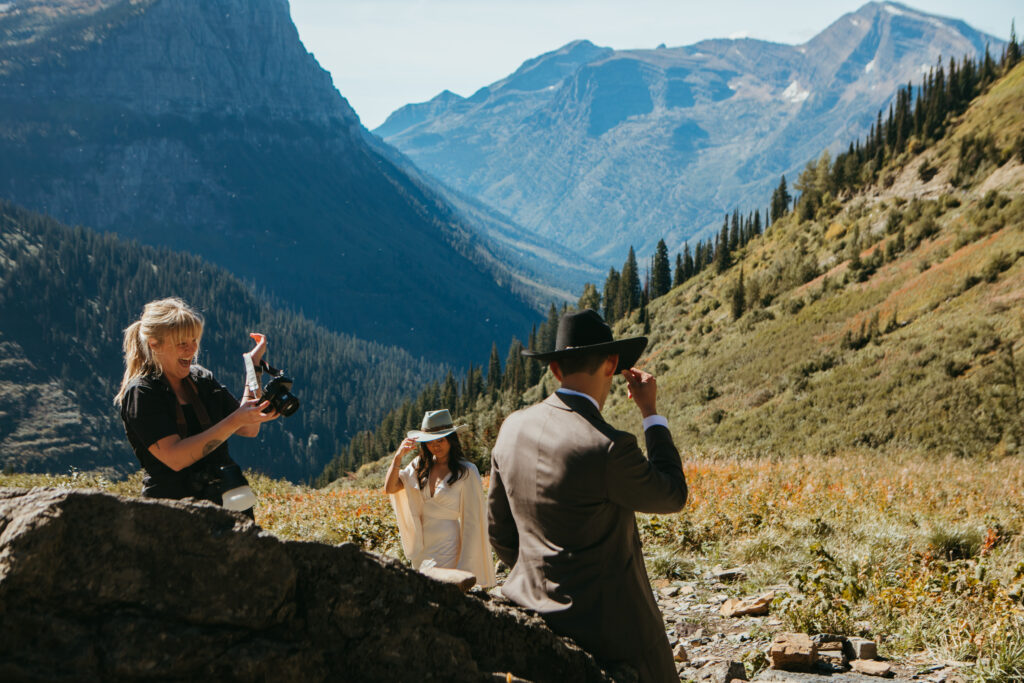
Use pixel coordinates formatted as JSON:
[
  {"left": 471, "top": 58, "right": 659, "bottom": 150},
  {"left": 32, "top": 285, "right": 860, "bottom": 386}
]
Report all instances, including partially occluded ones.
[
  {"left": 258, "top": 359, "right": 284, "bottom": 377},
  {"left": 165, "top": 375, "right": 213, "bottom": 440}
]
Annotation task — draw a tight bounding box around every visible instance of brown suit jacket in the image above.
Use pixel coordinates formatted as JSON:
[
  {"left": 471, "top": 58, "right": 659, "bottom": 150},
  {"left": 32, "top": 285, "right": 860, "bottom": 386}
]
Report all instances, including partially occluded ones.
[{"left": 488, "top": 392, "right": 687, "bottom": 682}]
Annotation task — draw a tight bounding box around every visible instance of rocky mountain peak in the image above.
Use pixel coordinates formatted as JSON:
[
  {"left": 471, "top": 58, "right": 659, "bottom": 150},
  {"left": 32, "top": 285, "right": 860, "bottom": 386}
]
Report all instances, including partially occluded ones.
[{"left": 2, "top": 0, "right": 359, "bottom": 125}]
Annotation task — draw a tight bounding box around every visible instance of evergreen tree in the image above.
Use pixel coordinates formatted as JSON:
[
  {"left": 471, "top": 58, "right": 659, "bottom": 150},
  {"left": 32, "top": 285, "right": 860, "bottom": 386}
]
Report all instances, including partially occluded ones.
[
  {"left": 538, "top": 303, "right": 559, "bottom": 353},
  {"left": 487, "top": 342, "right": 502, "bottom": 395},
  {"left": 729, "top": 210, "right": 740, "bottom": 251},
  {"left": 714, "top": 223, "right": 732, "bottom": 274},
  {"left": 619, "top": 247, "right": 642, "bottom": 314},
  {"left": 651, "top": 239, "right": 671, "bottom": 298},
  {"left": 502, "top": 338, "right": 526, "bottom": 395},
  {"left": 770, "top": 175, "right": 791, "bottom": 222},
  {"left": 441, "top": 370, "right": 458, "bottom": 413},
  {"left": 673, "top": 253, "right": 685, "bottom": 287},
  {"left": 603, "top": 267, "right": 621, "bottom": 322},
  {"left": 1007, "top": 20, "right": 1021, "bottom": 69},
  {"left": 577, "top": 283, "right": 601, "bottom": 312},
  {"left": 731, "top": 267, "right": 745, "bottom": 320}
]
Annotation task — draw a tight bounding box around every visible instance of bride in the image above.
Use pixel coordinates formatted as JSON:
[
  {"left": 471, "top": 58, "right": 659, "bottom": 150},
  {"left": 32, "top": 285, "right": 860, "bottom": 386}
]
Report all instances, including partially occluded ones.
[{"left": 384, "top": 409, "right": 496, "bottom": 587}]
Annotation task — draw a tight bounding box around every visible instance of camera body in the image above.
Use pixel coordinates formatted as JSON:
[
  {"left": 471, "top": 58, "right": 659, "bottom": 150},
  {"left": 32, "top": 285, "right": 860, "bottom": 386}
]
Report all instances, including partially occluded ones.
[{"left": 262, "top": 373, "right": 299, "bottom": 417}]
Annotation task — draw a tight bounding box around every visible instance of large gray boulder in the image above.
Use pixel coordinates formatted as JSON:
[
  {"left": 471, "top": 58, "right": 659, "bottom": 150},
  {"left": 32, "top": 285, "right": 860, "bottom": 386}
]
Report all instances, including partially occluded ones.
[{"left": 0, "top": 488, "right": 612, "bottom": 682}]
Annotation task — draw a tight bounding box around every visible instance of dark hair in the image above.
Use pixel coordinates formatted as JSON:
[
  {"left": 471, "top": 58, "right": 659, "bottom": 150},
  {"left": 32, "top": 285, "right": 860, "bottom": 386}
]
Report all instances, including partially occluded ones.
[
  {"left": 554, "top": 352, "right": 612, "bottom": 376},
  {"left": 415, "top": 433, "right": 468, "bottom": 491}
]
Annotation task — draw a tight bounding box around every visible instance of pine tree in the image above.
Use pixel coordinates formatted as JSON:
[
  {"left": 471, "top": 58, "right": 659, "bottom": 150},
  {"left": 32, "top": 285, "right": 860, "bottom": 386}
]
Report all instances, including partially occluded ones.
[
  {"left": 487, "top": 342, "right": 502, "bottom": 395},
  {"left": 729, "top": 210, "right": 740, "bottom": 251},
  {"left": 603, "top": 267, "right": 621, "bottom": 322},
  {"left": 651, "top": 239, "right": 671, "bottom": 298},
  {"left": 1007, "top": 20, "right": 1021, "bottom": 69},
  {"left": 441, "top": 370, "right": 457, "bottom": 413},
  {"left": 619, "top": 247, "right": 642, "bottom": 314},
  {"left": 538, "top": 303, "right": 559, "bottom": 353},
  {"left": 673, "top": 253, "right": 685, "bottom": 287},
  {"left": 502, "top": 339, "right": 526, "bottom": 394},
  {"left": 770, "top": 175, "right": 791, "bottom": 222},
  {"left": 577, "top": 283, "right": 601, "bottom": 311},
  {"left": 731, "top": 267, "right": 745, "bottom": 320},
  {"left": 713, "top": 223, "right": 732, "bottom": 274}
]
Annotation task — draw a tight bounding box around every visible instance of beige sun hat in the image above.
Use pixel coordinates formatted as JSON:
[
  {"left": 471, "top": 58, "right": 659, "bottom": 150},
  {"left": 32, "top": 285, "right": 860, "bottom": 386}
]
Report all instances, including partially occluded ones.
[{"left": 406, "top": 409, "right": 467, "bottom": 442}]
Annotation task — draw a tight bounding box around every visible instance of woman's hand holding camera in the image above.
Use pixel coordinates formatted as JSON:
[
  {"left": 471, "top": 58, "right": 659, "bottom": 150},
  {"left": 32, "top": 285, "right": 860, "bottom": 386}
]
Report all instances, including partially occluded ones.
[{"left": 232, "top": 396, "right": 280, "bottom": 428}]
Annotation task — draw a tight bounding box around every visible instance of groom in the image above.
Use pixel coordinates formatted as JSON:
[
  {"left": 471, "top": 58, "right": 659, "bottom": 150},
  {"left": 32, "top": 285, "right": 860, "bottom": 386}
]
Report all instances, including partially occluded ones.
[{"left": 488, "top": 309, "right": 687, "bottom": 682}]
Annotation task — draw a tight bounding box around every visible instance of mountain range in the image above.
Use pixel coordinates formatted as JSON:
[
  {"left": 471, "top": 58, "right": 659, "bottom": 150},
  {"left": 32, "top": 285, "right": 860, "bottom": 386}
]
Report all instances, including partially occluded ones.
[
  {"left": 377, "top": 2, "right": 1005, "bottom": 266},
  {"left": 0, "top": 0, "right": 565, "bottom": 364}
]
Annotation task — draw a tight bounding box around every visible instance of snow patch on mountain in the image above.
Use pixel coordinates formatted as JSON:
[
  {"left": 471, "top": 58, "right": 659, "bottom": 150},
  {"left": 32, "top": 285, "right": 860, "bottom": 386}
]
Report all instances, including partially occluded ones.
[{"left": 783, "top": 81, "right": 810, "bottom": 103}]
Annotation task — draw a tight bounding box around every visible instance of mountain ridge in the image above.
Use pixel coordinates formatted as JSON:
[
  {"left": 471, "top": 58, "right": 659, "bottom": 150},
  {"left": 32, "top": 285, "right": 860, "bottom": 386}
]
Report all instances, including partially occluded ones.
[{"left": 376, "top": 2, "right": 1006, "bottom": 266}]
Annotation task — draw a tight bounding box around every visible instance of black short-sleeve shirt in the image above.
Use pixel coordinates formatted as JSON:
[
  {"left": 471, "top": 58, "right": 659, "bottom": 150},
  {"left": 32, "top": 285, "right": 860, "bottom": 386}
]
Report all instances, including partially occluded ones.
[{"left": 120, "top": 365, "right": 242, "bottom": 501}]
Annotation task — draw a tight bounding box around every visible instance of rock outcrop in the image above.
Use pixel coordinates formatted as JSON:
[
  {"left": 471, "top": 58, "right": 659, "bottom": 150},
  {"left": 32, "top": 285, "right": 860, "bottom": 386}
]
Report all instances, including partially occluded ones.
[{"left": 0, "top": 487, "right": 611, "bottom": 682}]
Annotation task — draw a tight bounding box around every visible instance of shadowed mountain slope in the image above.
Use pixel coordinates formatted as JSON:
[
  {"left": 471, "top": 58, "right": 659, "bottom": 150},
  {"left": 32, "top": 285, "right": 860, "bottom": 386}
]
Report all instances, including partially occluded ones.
[{"left": 0, "top": 0, "right": 550, "bottom": 364}]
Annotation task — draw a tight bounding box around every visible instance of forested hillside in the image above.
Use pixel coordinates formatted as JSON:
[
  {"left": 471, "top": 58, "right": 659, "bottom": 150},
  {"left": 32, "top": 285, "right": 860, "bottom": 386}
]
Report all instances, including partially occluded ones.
[
  {"left": 0, "top": 202, "right": 446, "bottom": 481},
  {"left": 320, "top": 46, "right": 1024, "bottom": 486}
]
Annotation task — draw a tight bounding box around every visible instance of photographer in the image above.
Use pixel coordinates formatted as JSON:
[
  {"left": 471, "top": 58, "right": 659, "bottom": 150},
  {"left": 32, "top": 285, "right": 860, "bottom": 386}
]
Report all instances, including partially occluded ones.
[{"left": 114, "top": 298, "right": 279, "bottom": 515}]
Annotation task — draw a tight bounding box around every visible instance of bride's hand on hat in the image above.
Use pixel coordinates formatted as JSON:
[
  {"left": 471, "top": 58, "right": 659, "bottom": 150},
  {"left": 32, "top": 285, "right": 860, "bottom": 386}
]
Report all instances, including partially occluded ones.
[
  {"left": 395, "top": 437, "right": 418, "bottom": 458},
  {"left": 622, "top": 368, "right": 657, "bottom": 417}
]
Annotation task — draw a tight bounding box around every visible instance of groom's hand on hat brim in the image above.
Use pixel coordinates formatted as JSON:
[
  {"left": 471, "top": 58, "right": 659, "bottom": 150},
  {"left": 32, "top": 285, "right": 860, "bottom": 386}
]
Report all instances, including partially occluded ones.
[{"left": 622, "top": 368, "right": 657, "bottom": 418}]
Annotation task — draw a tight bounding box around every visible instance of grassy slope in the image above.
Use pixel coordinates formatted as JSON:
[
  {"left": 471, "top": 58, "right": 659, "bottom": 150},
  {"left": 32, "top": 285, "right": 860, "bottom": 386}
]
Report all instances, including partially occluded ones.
[
  {"left": 599, "top": 63, "right": 1024, "bottom": 460},
  {"left": 332, "top": 65, "right": 1024, "bottom": 490}
]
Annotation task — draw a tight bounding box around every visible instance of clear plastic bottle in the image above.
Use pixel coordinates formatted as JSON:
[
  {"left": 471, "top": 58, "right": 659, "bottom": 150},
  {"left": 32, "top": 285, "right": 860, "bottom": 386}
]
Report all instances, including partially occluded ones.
[{"left": 219, "top": 464, "right": 257, "bottom": 512}]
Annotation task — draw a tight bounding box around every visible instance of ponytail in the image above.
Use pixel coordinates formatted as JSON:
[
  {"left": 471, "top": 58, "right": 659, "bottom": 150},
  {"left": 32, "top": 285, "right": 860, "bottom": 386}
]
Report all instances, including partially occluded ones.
[{"left": 113, "top": 298, "right": 204, "bottom": 406}]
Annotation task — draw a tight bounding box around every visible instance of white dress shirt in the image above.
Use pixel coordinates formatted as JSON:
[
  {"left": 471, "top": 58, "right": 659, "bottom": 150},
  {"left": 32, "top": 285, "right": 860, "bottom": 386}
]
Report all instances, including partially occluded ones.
[{"left": 555, "top": 388, "right": 669, "bottom": 431}]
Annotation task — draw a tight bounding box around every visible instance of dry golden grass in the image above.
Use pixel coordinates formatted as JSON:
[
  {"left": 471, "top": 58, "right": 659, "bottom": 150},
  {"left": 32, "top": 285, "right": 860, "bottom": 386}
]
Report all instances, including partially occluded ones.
[{"left": 5, "top": 454, "right": 1022, "bottom": 672}]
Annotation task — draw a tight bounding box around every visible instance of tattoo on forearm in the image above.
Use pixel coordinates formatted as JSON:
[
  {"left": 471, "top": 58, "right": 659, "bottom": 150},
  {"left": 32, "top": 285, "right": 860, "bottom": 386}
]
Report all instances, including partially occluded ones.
[{"left": 201, "top": 440, "right": 223, "bottom": 457}]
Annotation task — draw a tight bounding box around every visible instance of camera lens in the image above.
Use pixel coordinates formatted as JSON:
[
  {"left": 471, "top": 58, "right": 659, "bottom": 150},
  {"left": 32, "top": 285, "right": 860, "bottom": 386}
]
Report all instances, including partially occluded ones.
[{"left": 277, "top": 394, "right": 299, "bottom": 417}]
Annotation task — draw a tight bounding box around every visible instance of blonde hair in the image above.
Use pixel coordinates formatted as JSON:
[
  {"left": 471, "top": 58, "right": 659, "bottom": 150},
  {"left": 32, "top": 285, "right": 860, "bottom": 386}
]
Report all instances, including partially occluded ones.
[{"left": 114, "top": 297, "right": 204, "bottom": 406}]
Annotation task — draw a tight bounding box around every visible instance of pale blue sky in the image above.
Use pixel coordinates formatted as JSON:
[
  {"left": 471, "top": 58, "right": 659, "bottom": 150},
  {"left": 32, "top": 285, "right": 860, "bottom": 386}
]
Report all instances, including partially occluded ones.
[{"left": 289, "top": 0, "right": 1017, "bottom": 130}]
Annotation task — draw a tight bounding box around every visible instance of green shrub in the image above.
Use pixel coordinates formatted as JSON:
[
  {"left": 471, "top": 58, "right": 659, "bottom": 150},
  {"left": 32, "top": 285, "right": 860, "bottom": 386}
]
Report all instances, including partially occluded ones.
[
  {"left": 926, "top": 525, "right": 984, "bottom": 561},
  {"left": 777, "top": 543, "right": 863, "bottom": 636}
]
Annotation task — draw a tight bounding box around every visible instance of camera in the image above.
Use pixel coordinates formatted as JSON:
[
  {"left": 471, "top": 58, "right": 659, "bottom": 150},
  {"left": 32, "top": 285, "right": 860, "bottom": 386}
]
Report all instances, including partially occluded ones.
[
  {"left": 244, "top": 353, "right": 300, "bottom": 417},
  {"left": 261, "top": 371, "right": 300, "bottom": 417}
]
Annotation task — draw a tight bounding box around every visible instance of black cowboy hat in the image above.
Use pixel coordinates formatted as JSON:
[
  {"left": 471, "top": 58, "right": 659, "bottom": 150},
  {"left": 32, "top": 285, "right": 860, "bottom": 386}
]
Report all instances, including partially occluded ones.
[{"left": 521, "top": 309, "right": 647, "bottom": 373}]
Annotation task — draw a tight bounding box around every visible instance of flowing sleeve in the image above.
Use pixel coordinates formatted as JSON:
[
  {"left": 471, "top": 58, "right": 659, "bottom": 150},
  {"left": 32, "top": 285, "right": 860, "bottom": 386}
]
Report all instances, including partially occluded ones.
[
  {"left": 389, "top": 460, "right": 425, "bottom": 569},
  {"left": 456, "top": 463, "right": 497, "bottom": 587}
]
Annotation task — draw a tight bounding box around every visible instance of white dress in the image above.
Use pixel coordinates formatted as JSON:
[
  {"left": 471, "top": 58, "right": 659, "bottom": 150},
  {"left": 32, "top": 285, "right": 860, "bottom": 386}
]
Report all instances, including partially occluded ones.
[{"left": 389, "top": 458, "right": 496, "bottom": 587}]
